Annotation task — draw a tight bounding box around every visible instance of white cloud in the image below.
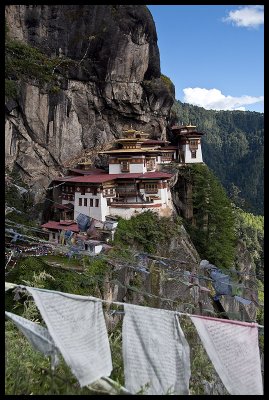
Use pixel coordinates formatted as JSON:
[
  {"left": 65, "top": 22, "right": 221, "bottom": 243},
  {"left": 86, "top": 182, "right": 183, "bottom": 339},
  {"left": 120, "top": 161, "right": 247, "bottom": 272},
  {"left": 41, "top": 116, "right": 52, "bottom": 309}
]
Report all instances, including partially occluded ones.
[
  {"left": 234, "top": 106, "right": 246, "bottom": 111},
  {"left": 223, "top": 6, "right": 264, "bottom": 28},
  {"left": 183, "top": 87, "right": 264, "bottom": 111}
]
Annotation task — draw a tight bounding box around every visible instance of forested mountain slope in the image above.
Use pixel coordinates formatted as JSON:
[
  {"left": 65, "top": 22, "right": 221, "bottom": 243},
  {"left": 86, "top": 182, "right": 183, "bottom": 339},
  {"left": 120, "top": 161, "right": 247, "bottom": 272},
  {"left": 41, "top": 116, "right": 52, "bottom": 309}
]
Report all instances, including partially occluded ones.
[{"left": 170, "top": 101, "right": 264, "bottom": 215}]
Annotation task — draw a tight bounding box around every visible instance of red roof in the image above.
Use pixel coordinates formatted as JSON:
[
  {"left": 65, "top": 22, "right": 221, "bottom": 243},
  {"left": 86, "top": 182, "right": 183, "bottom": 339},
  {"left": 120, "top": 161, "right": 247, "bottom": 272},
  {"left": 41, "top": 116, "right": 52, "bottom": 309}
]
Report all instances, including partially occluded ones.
[
  {"left": 69, "top": 168, "right": 106, "bottom": 175},
  {"left": 41, "top": 221, "right": 80, "bottom": 232},
  {"left": 54, "top": 171, "right": 173, "bottom": 183},
  {"left": 55, "top": 174, "right": 115, "bottom": 183},
  {"left": 56, "top": 172, "right": 173, "bottom": 183}
]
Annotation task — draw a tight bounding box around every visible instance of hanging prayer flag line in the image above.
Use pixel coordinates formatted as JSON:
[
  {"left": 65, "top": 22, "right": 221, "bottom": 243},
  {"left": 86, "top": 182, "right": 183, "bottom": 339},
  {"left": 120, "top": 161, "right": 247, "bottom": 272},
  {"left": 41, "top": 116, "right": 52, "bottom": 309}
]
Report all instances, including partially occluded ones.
[
  {"left": 189, "top": 313, "right": 258, "bottom": 328},
  {"left": 5, "top": 283, "right": 264, "bottom": 328},
  {"left": 5, "top": 285, "right": 263, "bottom": 396}
]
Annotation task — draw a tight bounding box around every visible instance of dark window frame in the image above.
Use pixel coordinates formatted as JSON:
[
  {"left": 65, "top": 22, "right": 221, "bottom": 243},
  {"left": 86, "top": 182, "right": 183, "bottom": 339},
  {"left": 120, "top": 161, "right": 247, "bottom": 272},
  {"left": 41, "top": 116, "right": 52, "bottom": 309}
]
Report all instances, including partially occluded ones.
[{"left": 191, "top": 150, "right": 197, "bottom": 158}]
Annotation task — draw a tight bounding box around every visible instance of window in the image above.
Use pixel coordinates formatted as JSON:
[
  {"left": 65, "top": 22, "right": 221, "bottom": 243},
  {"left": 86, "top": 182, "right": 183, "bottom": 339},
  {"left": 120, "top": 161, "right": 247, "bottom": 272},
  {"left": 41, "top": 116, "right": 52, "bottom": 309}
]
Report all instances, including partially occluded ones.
[
  {"left": 191, "top": 150, "right": 197, "bottom": 158},
  {"left": 189, "top": 140, "right": 198, "bottom": 150},
  {"left": 110, "top": 188, "right": 114, "bottom": 194},
  {"left": 95, "top": 199, "right": 99, "bottom": 207},
  {"left": 90, "top": 199, "right": 93, "bottom": 207},
  {"left": 146, "top": 159, "right": 155, "bottom": 171},
  {"left": 79, "top": 198, "right": 82, "bottom": 206},
  {"left": 145, "top": 183, "right": 158, "bottom": 193},
  {"left": 81, "top": 187, "right": 86, "bottom": 195},
  {"left": 120, "top": 160, "right": 130, "bottom": 172},
  {"left": 190, "top": 140, "right": 198, "bottom": 146},
  {"left": 84, "top": 198, "right": 87, "bottom": 207},
  {"left": 161, "top": 153, "right": 172, "bottom": 161},
  {"left": 52, "top": 232, "right": 56, "bottom": 239}
]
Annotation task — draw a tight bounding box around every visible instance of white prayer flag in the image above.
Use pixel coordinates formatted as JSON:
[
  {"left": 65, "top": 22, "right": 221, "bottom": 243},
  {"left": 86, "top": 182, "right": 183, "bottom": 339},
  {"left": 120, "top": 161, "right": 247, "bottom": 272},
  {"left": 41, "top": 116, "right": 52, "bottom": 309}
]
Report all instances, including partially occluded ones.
[
  {"left": 27, "top": 287, "right": 112, "bottom": 387},
  {"left": 5, "top": 311, "right": 59, "bottom": 368},
  {"left": 190, "top": 316, "right": 263, "bottom": 395},
  {"left": 122, "top": 303, "right": 191, "bottom": 395}
]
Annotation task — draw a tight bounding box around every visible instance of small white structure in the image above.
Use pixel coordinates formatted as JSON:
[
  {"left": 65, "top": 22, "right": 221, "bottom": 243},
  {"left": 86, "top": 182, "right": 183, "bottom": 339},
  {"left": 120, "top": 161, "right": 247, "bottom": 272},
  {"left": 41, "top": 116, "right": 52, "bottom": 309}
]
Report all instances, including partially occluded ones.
[
  {"left": 84, "top": 240, "right": 103, "bottom": 255},
  {"left": 171, "top": 125, "right": 204, "bottom": 164}
]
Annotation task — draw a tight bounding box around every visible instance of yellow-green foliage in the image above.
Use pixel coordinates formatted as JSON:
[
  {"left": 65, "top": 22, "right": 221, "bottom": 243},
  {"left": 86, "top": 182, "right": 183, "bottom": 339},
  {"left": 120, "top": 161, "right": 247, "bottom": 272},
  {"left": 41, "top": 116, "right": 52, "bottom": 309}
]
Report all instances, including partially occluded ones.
[
  {"left": 234, "top": 207, "right": 264, "bottom": 279},
  {"left": 161, "top": 73, "right": 175, "bottom": 94},
  {"left": 5, "top": 29, "right": 74, "bottom": 98}
]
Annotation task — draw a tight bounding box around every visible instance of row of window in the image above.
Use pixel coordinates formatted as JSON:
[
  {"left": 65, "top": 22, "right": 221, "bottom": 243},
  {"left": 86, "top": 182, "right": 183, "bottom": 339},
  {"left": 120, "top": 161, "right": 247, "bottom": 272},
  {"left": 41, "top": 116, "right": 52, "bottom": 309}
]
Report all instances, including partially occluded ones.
[
  {"left": 62, "top": 186, "right": 75, "bottom": 193},
  {"left": 145, "top": 184, "right": 157, "bottom": 190},
  {"left": 104, "top": 188, "right": 115, "bottom": 195},
  {"left": 62, "top": 186, "right": 98, "bottom": 195},
  {"left": 161, "top": 153, "right": 173, "bottom": 158},
  {"left": 120, "top": 160, "right": 157, "bottom": 172},
  {"left": 62, "top": 193, "right": 74, "bottom": 199},
  {"left": 78, "top": 198, "right": 99, "bottom": 207}
]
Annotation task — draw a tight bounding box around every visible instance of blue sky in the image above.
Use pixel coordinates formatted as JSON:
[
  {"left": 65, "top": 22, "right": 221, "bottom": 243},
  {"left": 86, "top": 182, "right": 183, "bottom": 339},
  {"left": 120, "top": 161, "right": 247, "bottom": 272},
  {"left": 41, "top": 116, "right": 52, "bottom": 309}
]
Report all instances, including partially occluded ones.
[{"left": 147, "top": 5, "right": 264, "bottom": 112}]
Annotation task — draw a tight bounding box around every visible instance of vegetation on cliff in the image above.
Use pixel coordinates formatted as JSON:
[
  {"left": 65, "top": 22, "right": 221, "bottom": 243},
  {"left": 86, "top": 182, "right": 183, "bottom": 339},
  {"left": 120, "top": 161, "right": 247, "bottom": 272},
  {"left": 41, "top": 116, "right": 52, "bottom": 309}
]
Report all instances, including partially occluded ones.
[
  {"left": 177, "top": 164, "right": 236, "bottom": 270},
  {"left": 233, "top": 207, "right": 264, "bottom": 280},
  {"left": 114, "top": 210, "right": 181, "bottom": 254},
  {"left": 5, "top": 205, "right": 263, "bottom": 394},
  {"left": 170, "top": 100, "right": 264, "bottom": 215},
  {"left": 5, "top": 22, "right": 73, "bottom": 99},
  {"left": 160, "top": 73, "right": 175, "bottom": 96},
  {"left": 5, "top": 210, "right": 221, "bottom": 395}
]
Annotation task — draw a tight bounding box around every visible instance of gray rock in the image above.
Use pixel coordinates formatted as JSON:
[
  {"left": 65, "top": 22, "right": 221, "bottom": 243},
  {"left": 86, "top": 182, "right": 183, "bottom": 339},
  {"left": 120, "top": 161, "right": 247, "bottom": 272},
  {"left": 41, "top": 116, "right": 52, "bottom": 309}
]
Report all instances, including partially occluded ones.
[{"left": 5, "top": 5, "right": 174, "bottom": 200}]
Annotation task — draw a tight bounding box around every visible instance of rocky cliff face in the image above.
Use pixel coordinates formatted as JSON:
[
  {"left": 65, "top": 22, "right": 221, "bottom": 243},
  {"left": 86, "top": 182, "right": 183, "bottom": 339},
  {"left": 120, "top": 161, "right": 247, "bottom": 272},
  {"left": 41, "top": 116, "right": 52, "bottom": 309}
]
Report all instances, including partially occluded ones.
[{"left": 5, "top": 5, "right": 174, "bottom": 199}]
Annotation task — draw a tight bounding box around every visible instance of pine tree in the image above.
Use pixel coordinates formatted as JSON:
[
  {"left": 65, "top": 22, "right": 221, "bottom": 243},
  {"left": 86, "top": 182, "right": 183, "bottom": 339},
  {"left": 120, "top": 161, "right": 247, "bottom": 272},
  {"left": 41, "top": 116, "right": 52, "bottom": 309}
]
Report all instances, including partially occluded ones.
[{"left": 183, "top": 164, "right": 235, "bottom": 270}]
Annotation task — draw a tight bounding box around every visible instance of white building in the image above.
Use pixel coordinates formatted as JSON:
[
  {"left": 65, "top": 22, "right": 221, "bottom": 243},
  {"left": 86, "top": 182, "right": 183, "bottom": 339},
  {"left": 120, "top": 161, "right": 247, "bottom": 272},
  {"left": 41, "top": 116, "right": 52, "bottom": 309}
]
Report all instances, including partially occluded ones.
[
  {"left": 171, "top": 124, "right": 204, "bottom": 164},
  {"left": 41, "top": 127, "right": 204, "bottom": 236}
]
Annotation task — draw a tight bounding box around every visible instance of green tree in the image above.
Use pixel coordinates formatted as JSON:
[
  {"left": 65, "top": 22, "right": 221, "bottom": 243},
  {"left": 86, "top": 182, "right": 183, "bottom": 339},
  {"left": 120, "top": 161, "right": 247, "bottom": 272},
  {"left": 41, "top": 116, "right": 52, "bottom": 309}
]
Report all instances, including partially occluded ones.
[{"left": 183, "top": 164, "right": 235, "bottom": 269}]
